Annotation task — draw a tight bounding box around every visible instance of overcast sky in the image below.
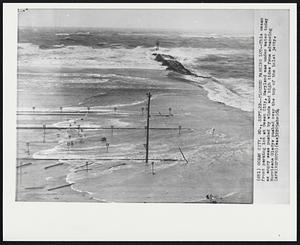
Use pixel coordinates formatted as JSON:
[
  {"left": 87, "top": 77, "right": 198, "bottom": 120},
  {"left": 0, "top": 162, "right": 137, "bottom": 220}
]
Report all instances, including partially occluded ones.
[{"left": 19, "top": 9, "right": 254, "bottom": 34}]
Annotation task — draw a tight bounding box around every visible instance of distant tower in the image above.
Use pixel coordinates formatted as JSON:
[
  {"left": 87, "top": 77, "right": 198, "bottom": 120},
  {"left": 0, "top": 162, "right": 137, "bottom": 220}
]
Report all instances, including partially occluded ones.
[{"left": 156, "top": 40, "right": 160, "bottom": 51}]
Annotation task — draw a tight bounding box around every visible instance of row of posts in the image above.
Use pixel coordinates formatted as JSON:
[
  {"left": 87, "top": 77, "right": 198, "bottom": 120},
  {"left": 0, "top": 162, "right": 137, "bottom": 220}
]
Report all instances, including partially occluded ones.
[
  {"left": 31, "top": 106, "right": 118, "bottom": 113},
  {"left": 25, "top": 124, "right": 182, "bottom": 155},
  {"left": 36, "top": 124, "right": 182, "bottom": 142},
  {"left": 141, "top": 107, "right": 173, "bottom": 116},
  {"left": 28, "top": 97, "right": 177, "bottom": 169},
  {"left": 31, "top": 106, "right": 174, "bottom": 116}
]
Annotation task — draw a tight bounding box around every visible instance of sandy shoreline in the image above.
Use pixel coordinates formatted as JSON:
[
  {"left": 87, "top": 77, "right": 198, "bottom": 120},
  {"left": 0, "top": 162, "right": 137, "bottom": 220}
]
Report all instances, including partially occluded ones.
[{"left": 17, "top": 67, "right": 253, "bottom": 203}]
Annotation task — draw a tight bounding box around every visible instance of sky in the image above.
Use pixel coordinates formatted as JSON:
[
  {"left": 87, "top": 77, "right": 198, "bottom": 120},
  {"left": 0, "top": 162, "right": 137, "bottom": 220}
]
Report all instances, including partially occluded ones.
[{"left": 19, "top": 9, "right": 254, "bottom": 34}]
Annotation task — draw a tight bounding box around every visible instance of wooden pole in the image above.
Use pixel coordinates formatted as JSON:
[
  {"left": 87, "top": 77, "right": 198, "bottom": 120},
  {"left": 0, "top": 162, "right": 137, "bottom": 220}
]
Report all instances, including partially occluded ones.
[
  {"left": 178, "top": 147, "right": 188, "bottom": 164},
  {"left": 44, "top": 162, "right": 64, "bottom": 170},
  {"left": 26, "top": 142, "right": 30, "bottom": 155},
  {"left": 145, "top": 92, "right": 151, "bottom": 163},
  {"left": 17, "top": 162, "right": 32, "bottom": 168},
  {"left": 48, "top": 183, "right": 74, "bottom": 191},
  {"left": 43, "top": 124, "right": 46, "bottom": 143},
  {"left": 211, "top": 127, "right": 215, "bottom": 136},
  {"left": 151, "top": 161, "right": 155, "bottom": 175}
]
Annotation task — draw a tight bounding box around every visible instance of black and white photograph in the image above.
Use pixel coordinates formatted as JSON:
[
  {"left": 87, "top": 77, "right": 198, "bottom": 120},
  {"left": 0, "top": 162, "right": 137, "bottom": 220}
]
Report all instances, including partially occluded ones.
[
  {"left": 16, "top": 9, "right": 255, "bottom": 203},
  {"left": 3, "top": 3, "right": 297, "bottom": 241}
]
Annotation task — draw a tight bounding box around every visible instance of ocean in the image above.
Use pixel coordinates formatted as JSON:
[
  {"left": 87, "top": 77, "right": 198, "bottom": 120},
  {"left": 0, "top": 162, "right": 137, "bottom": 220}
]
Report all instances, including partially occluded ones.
[
  {"left": 18, "top": 27, "right": 254, "bottom": 111},
  {"left": 17, "top": 27, "right": 254, "bottom": 203}
]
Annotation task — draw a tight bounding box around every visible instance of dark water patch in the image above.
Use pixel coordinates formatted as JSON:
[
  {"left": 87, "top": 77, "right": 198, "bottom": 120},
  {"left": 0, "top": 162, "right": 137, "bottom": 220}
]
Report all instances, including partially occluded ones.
[{"left": 195, "top": 53, "right": 254, "bottom": 79}]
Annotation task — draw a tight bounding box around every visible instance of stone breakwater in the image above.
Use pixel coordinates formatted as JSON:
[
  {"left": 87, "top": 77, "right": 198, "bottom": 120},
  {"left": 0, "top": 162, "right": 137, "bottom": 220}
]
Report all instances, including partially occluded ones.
[{"left": 152, "top": 53, "right": 210, "bottom": 79}]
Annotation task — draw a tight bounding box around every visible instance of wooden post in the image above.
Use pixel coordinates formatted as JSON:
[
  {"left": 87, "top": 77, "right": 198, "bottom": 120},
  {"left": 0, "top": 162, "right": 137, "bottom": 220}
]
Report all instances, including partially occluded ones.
[
  {"left": 43, "top": 124, "right": 46, "bottom": 143},
  {"left": 151, "top": 162, "right": 155, "bottom": 175},
  {"left": 87, "top": 106, "right": 90, "bottom": 113},
  {"left": 179, "top": 147, "right": 188, "bottom": 164},
  {"left": 211, "top": 127, "right": 215, "bottom": 136},
  {"left": 32, "top": 106, "right": 35, "bottom": 113},
  {"left": 141, "top": 107, "right": 144, "bottom": 115},
  {"left": 169, "top": 107, "right": 172, "bottom": 116},
  {"left": 48, "top": 183, "right": 73, "bottom": 191},
  {"left": 106, "top": 143, "right": 109, "bottom": 152},
  {"left": 68, "top": 135, "right": 71, "bottom": 150},
  {"left": 60, "top": 106, "right": 63, "bottom": 113},
  {"left": 26, "top": 142, "right": 30, "bottom": 155},
  {"left": 178, "top": 125, "right": 182, "bottom": 135},
  {"left": 111, "top": 125, "right": 114, "bottom": 136},
  {"left": 143, "top": 144, "right": 147, "bottom": 162},
  {"left": 145, "top": 92, "right": 151, "bottom": 163},
  {"left": 86, "top": 161, "right": 88, "bottom": 171},
  {"left": 80, "top": 134, "right": 84, "bottom": 143}
]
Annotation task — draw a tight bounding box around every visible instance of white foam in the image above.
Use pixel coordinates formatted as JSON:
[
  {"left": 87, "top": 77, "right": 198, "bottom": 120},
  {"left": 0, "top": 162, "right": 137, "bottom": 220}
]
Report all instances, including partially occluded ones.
[
  {"left": 55, "top": 33, "right": 70, "bottom": 36},
  {"left": 18, "top": 43, "right": 253, "bottom": 112},
  {"left": 101, "top": 164, "right": 133, "bottom": 175},
  {"left": 19, "top": 43, "right": 249, "bottom": 72},
  {"left": 92, "top": 99, "right": 146, "bottom": 109},
  {"left": 19, "top": 71, "right": 149, "bottom": 82},
  {"left": 108, "top": 118, "right": 130, "bottom": 127},
  {"left": 18, "top": 43, "right": 164, "bottom": 70},
  {"left": 182, "top": 75, "right": 253, "bottom": 112}
]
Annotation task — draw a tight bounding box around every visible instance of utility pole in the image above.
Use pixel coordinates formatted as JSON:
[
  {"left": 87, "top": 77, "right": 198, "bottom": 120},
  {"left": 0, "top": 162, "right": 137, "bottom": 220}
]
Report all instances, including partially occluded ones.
[{"left": 145, "top": 92, "right": 151, "bottom": 163}]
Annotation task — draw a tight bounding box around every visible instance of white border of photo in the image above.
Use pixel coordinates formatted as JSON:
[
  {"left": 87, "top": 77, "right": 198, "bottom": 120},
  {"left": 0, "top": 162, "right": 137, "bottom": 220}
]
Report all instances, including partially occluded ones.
[{"left": 3, "top": 3, "right": 297, "bottom": 241}]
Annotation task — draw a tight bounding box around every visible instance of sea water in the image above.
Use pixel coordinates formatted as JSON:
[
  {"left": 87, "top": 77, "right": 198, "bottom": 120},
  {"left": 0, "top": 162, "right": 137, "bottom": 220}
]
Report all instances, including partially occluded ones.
[{"left": 17, "top": 27, "right": 254, "bottom": 203}]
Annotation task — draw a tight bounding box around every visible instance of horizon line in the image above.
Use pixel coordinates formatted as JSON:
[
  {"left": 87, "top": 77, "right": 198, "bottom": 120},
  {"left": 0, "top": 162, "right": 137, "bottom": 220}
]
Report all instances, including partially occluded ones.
[{"left": 18, "top": 26, "right": 253, "bottom": 35}]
